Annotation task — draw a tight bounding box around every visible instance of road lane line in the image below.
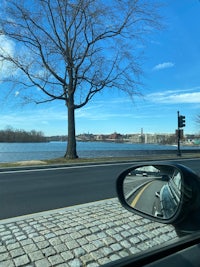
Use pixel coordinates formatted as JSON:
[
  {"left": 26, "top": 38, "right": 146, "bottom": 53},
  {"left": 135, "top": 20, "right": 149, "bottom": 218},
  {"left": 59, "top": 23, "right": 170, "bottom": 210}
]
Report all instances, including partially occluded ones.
[
  {"left": 0, "top": 162, "right": 135, "bottom": 174},
  {"left": 0, "top": 157, "right": 199, "bottom": 174},
  {"left": 131, "top": 181, "right": 153, "bottom": 207}
]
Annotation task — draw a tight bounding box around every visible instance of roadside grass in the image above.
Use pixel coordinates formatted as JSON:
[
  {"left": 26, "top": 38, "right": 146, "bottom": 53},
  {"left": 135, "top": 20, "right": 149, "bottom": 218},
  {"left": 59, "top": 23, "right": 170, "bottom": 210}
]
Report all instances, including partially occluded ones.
[{"left": 0, "top": 152, "right": 199, "bottom": 168}]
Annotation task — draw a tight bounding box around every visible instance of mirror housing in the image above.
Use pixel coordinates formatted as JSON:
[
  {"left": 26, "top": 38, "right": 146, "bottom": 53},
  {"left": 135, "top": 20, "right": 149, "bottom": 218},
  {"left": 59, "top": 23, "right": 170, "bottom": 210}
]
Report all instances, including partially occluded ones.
[{"left": 116, "top": 163, "right": 200, "bottom": 235}]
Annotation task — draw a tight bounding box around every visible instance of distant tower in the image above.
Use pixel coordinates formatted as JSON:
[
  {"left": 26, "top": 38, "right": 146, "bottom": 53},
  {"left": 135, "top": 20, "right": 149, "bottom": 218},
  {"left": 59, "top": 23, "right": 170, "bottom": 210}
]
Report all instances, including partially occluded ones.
[{"left": 141, "top": 128, "right": 145, "bottom": 143}]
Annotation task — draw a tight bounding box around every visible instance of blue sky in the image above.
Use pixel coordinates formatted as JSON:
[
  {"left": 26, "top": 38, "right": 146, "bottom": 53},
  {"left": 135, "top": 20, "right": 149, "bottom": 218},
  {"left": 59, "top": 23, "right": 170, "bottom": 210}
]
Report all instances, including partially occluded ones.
[{"left": 1, "top": 0, "right": 200, "bottom": 136}]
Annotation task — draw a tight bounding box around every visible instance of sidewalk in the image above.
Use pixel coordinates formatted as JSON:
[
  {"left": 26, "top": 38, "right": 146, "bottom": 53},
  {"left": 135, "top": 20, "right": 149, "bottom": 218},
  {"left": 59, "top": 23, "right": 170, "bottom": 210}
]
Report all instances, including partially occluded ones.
[{"left": 0, "top": 198, "right": 178, "bottom": 267}]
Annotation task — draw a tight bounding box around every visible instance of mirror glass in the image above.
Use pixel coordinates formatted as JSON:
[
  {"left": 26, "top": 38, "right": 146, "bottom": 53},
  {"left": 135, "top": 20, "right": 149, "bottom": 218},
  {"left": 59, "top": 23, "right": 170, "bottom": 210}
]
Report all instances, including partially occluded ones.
[{"left": 123, "top": 165, "right": 182, "bottom": 219}]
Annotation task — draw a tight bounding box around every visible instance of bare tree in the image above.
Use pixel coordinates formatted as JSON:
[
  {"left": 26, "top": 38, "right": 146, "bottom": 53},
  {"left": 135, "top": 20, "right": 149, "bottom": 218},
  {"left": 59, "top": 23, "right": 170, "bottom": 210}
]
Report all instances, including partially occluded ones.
[{"left": 0, "top": 0, "right": 162, "bottom": 158}]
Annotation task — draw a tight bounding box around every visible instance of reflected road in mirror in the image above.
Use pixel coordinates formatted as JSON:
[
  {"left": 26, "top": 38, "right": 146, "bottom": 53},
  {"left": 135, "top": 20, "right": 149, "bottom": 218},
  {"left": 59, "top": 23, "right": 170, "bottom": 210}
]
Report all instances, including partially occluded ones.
[{"left": 123, "top": 165, "right": 182, "bottom": 219}]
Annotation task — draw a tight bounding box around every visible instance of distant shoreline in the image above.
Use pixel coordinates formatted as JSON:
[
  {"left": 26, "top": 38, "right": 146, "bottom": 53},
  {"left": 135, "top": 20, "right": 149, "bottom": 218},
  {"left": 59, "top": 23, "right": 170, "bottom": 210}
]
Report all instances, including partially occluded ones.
[{"left": 0, "top": 140, "right": 199, "bottom": 147}]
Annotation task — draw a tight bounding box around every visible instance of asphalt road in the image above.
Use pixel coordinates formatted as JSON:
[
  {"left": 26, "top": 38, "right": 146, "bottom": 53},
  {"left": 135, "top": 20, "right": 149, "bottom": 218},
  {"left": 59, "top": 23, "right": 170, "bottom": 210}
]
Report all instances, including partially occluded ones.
[
  {"left": 127, "top": 180, "right": 164, "bottom": 214},
  {"left": 0, "top": 158, "right": 200, "bottom": 219},
  {"left": 0, "top": 163, "right": 130, "bottom": 219}
]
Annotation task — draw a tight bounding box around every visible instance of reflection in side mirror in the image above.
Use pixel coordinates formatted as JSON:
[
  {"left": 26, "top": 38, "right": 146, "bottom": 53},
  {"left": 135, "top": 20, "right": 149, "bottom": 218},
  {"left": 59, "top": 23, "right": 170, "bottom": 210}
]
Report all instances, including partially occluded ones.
[{"left": 122, "top": 165, "right": 182, "bottom": 220}]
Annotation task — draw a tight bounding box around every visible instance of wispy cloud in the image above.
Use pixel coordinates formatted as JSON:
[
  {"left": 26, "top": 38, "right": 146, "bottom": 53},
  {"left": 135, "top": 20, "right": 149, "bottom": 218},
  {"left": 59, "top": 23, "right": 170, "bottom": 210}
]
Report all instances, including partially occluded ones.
[
  {"left": 152, "top": 62, "right": 175, "bottom": 71},
  {"left": 148, "top": 87, "right": 200, "bottom": 104},
  {"left": 76, "top": 109, "right": 132, "bottom": 121},
  {"left": 0, "top": 106, "right": 67, "bottom": 128}
]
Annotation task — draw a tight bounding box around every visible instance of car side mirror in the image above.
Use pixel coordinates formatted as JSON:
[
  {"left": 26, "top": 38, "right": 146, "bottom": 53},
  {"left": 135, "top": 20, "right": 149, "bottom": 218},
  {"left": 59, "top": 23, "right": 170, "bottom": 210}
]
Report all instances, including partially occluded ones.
[{"left": 116, "top": 163, "right": 200, "bottom": 235}]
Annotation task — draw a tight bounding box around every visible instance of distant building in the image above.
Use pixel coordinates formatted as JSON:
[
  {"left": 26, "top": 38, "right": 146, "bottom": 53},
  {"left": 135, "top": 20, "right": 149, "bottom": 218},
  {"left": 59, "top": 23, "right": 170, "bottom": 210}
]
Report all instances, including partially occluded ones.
[
  {"left": 109, "top": 132, "right": 123, "bottom": 141},
  {"left": 75, "top": 132, "right": 200, "bottom": 145},
  {"left": 96, "top": 134, "right": 106, "bottom": 141}
]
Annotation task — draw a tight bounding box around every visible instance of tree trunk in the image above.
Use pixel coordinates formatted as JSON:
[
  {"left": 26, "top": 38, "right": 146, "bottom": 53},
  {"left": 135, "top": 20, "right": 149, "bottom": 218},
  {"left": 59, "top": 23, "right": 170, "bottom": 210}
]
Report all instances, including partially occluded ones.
[{"left": 64, "top": 97, "right": 78, "bottom": 159}]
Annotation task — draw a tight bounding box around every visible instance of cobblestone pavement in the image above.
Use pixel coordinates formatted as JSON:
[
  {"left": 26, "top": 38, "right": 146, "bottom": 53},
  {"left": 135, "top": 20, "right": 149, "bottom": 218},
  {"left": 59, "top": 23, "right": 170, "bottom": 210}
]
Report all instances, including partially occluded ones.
[{"left": 0, "top": 198, "right": 178, "bottom": 267}]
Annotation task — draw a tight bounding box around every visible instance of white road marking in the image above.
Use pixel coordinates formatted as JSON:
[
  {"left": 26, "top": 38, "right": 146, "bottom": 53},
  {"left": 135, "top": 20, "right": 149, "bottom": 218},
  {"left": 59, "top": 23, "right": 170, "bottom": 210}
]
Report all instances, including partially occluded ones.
[{"left": 0, "top": 157, "right": 198, "bottom": 174}]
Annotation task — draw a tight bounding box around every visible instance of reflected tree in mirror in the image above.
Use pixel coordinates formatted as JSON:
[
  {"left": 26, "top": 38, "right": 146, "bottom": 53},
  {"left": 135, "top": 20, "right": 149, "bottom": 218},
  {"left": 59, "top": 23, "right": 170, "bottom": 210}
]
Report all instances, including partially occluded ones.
[{"left": 123, "top": 165, "right": 182, "bottom": 219}]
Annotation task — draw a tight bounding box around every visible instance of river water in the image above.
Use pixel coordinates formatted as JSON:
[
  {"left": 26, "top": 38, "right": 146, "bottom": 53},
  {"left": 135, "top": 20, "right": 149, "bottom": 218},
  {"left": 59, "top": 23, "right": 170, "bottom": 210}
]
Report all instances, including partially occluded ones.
[{"left": 0, "top": 142, "right": 199, "bottom": 163}]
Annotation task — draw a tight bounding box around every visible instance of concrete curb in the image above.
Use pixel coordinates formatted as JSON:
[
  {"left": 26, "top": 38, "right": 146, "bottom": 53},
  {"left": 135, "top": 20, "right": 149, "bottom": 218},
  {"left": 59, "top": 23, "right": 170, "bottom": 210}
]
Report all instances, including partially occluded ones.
[{"left": 0, "top": 154, "right": 199, "bottom": 172}]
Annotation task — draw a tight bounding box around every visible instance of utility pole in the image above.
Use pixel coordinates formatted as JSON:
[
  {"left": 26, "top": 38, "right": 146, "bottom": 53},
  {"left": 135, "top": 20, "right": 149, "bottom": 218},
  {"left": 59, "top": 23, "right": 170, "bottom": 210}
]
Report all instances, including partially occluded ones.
[{"left": 177, "top": 111, "right": 186, "bottom": 156}]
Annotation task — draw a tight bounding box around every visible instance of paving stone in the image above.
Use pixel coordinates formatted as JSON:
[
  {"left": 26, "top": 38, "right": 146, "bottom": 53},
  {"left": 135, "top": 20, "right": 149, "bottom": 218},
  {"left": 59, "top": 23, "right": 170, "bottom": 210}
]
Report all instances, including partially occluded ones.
[
  {"left": 82, "top": 243, "right": 97, "bottom": 253},
  {"left": 48, "top": 254, "right": 65, "bottom": 265},
  {"left": 160, "top": 234, "right": 171, "bottom": 242},
  {"left": 66, "top": 240, "right": 79, "bottom": 250},
  {"left": 68, "top": 258, "right": 82, "bottom": 267},
  {"left": 129, "top": 236, "right": 141, "bottom": 244},
  {"left": 54, "top": 243, "right": 68, "bottom": 253},
  {"left": 13, "top": 232, "right": 23, "bottom": 237},
  {"left": 110, "top": 243, "right": 123, "bottom": 252},
  {"left": 0, "top": 226, "right": 6, "bottom": 233},
  {"left": 44, "top": 232, "right": 56, "bottom": 239},
  {"left": 144, "top": 232, "right": 156, "bottom": 239},
  {"left": 11, "top": 229, "right": 21, "bottom": 234},
  {"left": 97, "top": 257, "right": 111, "bottom": 265},
  {"left": 119, "top": 250, "right": 129, "bottom": 257},
  {"left": 86, "top": 234, "right": 98, "bottom": 242},
  {"left": 91, "top": 250, "right": 105, "bottom": 260},
  {"left": 91, "top": 239, "right": 104, "bottom": 249},
  {"left": 7, "top": 242, "right": 20, "bottom": 251},
  {"left": 32, "top": 236, "right": 45, "bottom": 243},
  {"left": 97, "top": 232, "right": 107, "bottom": 239},
  {"left": 54, "top": 230, "right": 66, "bottom": 236},
  {"left": 13, "top": 255, "right": 30, "bottom": 267},
  {"left": 60, "top": 235, "right": 73, "bottom": 243},
  {"left": 99, "top": 247, "right": 113, "bottom": 257},
  {"left": 129, "top": 228, "right": 139, "bottom": 235},
  {"left": 28, "top": 250, "right": 44, "bottom": 261},
  {"left": 113, "top": 234, "right": 123, "bottom": 242},
  {"left": 98, "top": 224, "right": 108, "bottom": 230},
  {"left": 103, "top": 237, "right": 115, "bottom": 245},
  {"left": 137, "top": 242, "right": 151, "bottom": 250},
  {"left": 0, "top": 252, "right": 10, "bottom": 261},
  {"left": 10, "top": 247, "right": 25, "bottom": 258},
  {"left": 76, "top": 238, "right": 88, "bottom": 246},
  {"left": 129, "top": 246, "right": 141, "bottom": 255},
  {"left": 109, "top": 254, "right": 121, "bottom": 261},
  {"left": 16, "top": 235, "right": 27, "bottom": 241},
  {"left": 49, "top": 237, "right": 62, "bottom": 246},
  {"left": 35, "top": 258, "right": 51, "bottom": 267},
  {"left": 20, "top": 239, "right": 34, "bottom": 246},
  {"left": 23, "top": 227, "right": 35, "bottom": 234},
  {"left": 120, "top": 240, "right": 131, "bottom": 249},
  {"left": 36, "top": 240, "right": 50, "bottom": 249},
  {"left": 73, "top": 247, "right": 85, "bottom": 257},
  {"left": 0, "top": 245, "right": 7, "bottom": 253},
  {"left": 80, "top": 253, "right": 94, "bottom": 264},
  {"left": 42, "top": 246, "right": 56, "bottom": 257},
  {"left": 1, "top": 235, "right": 13, "bottom": 242},
  {"left": 0, "top": 231, "right": 11, "bottom": 236},
  {"left": 60, "top": 251, "right": 74, "bottom": 261},
  {"left": 0, "top": 259, "right": 15, "bottom": 267},
  {"left": 89, "top": 226, "right": 101, "bottom": 233},
  {"left": 138, "top": 234, "right": 148, "bottom": 242},
  {"left": 4, "top": 239, "right": 17, "bottom": 246},
  {"left": 70, "top": 232, "right": 82, "bottom": 239},
  {"left": 23, "top": 243, "right": 38, "bottom": 253}
]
